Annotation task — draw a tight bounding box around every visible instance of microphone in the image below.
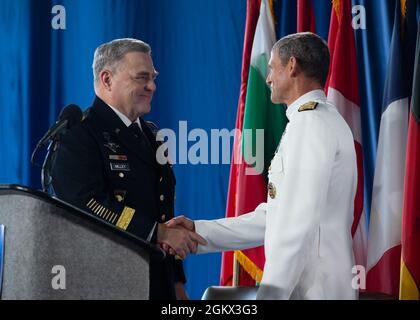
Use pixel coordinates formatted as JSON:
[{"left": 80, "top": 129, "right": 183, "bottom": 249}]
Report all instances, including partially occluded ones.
[
  {"left": 37, "top": 104, "right": 82, "bottom": 147},
  {"left": 31, "top": 104, "right": 82, "bottom": 189}
]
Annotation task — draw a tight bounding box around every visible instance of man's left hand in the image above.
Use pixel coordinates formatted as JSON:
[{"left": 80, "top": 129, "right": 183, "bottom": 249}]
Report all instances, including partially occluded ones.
[{"left": 175, "top": 282, "right": 189, "bottom": 300}]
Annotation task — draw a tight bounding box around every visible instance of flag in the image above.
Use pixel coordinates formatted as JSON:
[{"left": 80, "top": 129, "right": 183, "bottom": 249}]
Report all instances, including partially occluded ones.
[
  {"left": 220, "top": 0, "right": 260, "bottom": 286},
  {"left": 325, "top": 0, "right": 367, "bottom": 269},
  {"left": 367, "top": 0, "right": 418, "bottom": 298},
  {"left": 220, "top": 0, "right": 288, "bottom": 286},
  {"left": 297, "top": 0, "right": 316, "bottom": 33},
  {"left": 400, "top": 18, "right": 420, "bottom": 300}
]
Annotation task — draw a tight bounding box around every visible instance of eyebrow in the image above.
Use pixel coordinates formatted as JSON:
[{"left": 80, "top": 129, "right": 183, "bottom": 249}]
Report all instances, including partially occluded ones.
[{"left": 136, "top": 70, "right": 159, "bottom": 78}]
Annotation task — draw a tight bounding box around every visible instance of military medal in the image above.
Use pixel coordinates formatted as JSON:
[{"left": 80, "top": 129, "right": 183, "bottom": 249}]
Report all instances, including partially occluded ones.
[
  {"left": 268, "top": 182, "right": 276, "bottom": 199},
  {"left": 109, "top": 155, "right": 128, "bottom": 161}
]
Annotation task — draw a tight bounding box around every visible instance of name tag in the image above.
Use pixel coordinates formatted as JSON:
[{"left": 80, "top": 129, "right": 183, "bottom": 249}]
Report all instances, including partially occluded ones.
[{"left": 110, "top": 163, "right": 130, "bottom": 171}]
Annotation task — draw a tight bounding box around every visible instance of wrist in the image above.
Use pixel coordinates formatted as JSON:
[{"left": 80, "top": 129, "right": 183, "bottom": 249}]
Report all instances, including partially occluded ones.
[{"left": 157, "top": 223, "right": 166, "bottom": 243}]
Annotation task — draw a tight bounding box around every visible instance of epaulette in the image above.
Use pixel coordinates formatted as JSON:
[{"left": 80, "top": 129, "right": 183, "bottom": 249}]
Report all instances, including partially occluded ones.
[{"left": 298, "top": 101, "right": 318, "bottom": 112}]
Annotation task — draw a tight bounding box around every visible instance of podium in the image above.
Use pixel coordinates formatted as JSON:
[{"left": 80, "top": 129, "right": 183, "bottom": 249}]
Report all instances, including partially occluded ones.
[
  {"left": 0, "top": 185, "right": 164, "bottom": 300},
  {"left": 202, "top": 286, "right": 258, "bottom": 300}
]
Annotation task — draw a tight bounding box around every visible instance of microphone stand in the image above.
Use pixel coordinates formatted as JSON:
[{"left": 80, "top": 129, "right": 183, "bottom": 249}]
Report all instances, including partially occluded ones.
[
  {"left": 41, "top": 137, "right": 60, "bottom": 193},
  {"left": 32, "top": 104, "right": 82, "bottom": 193}
]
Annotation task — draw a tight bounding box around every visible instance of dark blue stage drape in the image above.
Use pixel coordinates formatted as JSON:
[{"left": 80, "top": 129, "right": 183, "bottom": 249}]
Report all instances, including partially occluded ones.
[
  {"left": 352, "top": 0, "right": 395, "bottom": 219},
  {"left": 1, "top": 0, "right": 418, "bottom": 299}
]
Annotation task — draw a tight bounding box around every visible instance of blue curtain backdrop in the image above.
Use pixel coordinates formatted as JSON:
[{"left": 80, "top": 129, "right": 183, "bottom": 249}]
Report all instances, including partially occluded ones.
[
  {"left": 0, "top": 0, "right": 246, "bottom": 299},
  {"left": 0, "top": 0, "right": 419, "bottom": 299},
  {"left": 352, "top": 0, "right": 394, "bottom": 220}
]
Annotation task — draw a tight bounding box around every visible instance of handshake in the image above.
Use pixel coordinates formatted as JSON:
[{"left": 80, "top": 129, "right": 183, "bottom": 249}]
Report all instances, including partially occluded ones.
[{"left": 157, "top": 216, "right": 207, "bottom": 259}]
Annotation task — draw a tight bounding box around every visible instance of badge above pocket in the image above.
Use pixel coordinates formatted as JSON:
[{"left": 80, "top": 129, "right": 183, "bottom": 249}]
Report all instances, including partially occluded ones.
[{"left": 114, "top": 189, "right": 127, "bottom": 203}]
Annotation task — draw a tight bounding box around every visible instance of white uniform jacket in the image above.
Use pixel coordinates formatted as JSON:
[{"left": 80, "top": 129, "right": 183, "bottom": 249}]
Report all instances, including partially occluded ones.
[{"left": 195, "top": 90, "right": 358, "bottom": 300}]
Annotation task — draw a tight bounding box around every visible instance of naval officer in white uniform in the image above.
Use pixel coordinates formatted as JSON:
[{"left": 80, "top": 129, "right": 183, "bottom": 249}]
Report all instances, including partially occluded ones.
[{"left": 167, "top": 32, "right": 358, "bottom": 300}]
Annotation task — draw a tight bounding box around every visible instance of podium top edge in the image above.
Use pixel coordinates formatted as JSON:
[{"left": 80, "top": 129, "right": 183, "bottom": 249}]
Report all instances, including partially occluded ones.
[{"left": 0, "top": 184, "right": 165, "bottom": 260}]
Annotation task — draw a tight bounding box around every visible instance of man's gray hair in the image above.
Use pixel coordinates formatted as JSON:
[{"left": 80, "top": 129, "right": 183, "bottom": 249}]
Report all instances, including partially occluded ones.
[
  {"left": 272, "top": 32, "right": 330, "bottom": 87},
  {"left": 92, "top": 38, "right": 151, "bottom": 84}
]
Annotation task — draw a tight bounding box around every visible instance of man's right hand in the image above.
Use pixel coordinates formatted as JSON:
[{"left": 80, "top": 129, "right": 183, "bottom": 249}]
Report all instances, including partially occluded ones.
[
  {"left": 157, "top": 222, "right": 206, "bottom": 259},
  {"left": 166, "top": 215, "right": 195, "bottom": 231}
]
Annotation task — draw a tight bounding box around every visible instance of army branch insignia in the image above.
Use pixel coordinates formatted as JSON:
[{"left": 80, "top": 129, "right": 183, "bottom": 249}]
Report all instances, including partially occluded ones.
[{"left": 268, "top": 182, "right": 276, "bottom": 199}]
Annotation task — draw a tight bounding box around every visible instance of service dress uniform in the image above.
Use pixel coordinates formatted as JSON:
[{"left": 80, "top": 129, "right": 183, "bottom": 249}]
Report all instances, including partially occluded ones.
[
  {"left": 194, "top": 90, "right": 358, "bottom": 300},
  {"left": 51, "top": 96, "right": 185, "bottom": 299}
]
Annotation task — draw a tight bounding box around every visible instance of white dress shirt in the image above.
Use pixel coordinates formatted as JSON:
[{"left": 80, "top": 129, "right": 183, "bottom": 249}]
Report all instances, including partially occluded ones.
[{"left": 107, "top": 104, "right": 142, "bottom": 130}]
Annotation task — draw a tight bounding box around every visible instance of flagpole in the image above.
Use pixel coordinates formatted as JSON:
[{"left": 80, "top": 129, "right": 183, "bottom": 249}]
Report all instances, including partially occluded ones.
[{"left": 233, "top": 252, "right": 240, "bottom": 286}]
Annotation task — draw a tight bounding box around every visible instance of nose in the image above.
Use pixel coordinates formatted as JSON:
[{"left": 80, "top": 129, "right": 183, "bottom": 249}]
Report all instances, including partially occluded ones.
[
  {"left": 145, "top": 79, "right": 156, "bottom": 92},
  {"left": 266, "top": 73, "right": 272, "bottom": 86}
]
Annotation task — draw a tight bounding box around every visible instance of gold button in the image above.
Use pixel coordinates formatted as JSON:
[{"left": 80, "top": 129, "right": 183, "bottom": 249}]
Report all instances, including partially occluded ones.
[
  {"left": 160, "top": 194, "right": 165, "bottom": 201},
  {"left": 160, "top": 176, "right": 163, "bottom": 182},
  {"left": 161, "top": 214, "right": 166, "bottom": 221},
  {"left": 119, "top": 172, "right": 124, "bottom": 178}
]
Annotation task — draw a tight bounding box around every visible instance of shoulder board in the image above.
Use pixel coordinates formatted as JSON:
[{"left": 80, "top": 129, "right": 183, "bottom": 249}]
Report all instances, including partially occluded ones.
[{"left": 298, "top": 101, "right": 318, "bottom": 112}]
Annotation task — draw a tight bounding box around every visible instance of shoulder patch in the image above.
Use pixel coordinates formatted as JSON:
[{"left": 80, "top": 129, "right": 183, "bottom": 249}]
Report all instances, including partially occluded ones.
[{"left": 298, "top": 101, "right": 318, "bottom": 112}]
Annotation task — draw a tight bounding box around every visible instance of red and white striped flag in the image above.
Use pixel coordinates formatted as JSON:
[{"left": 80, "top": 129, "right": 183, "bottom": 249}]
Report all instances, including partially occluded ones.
[{"left": 325, "top": 0, "right": 367, "bottom": 270}]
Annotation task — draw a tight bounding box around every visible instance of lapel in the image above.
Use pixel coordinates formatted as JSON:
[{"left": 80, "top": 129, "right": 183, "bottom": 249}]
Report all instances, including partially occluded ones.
[
  {"left": 140, "top": 118, "right": 161, "bottom": 152},
  {"left": 141, "top": 117, "right": 177, "bottom": 185},
  {"left": 90, "top": 96, "right": 158, "bottom": 168}
]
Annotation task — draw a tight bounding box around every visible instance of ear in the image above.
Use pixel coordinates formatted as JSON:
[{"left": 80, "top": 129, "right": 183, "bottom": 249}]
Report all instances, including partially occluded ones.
[
  {"left": 289, "top": 56, "right": 299, "bottom": 78},
  {"left": 99, "top": 69, "right": 113, "bottom": 91}
]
